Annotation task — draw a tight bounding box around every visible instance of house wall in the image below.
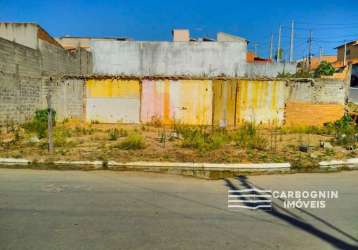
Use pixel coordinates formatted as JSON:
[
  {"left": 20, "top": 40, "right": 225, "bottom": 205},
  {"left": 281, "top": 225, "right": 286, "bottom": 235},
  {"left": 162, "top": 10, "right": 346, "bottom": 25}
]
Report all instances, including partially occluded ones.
[
  {"left": 91, "top": 41, "right": 247, "bottom": 77},
  {"left": 337, "top": 44, "right": 358, "bottom": 62}
]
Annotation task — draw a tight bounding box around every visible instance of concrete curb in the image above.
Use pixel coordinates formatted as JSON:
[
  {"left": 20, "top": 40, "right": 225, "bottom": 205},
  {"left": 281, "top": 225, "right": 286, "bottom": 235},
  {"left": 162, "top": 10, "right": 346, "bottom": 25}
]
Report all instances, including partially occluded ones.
[
  {"left": 319, "top": 158, "right": 358, "bottom": 170},
  {"left": 0, "top": 158, "right": 291, "bottom": 179}
]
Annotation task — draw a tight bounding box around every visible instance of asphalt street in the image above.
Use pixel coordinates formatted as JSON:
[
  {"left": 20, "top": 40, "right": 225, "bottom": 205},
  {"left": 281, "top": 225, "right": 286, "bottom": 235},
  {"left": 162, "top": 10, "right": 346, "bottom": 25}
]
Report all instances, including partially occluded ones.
[{"left": 0, "top": 169, "right": 357, "bottom": 250}]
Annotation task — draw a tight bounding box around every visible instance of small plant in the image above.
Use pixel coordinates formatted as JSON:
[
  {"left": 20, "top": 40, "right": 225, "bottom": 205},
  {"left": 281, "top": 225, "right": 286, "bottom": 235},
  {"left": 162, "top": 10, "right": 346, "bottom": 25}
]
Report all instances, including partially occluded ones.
[
  {"left": 159, "top": 130, "right": 167, "bottom": 147},
  {"left": 234, "top": 122, "right": 267, "bottom": 150},
  {"left": 117, "top": 133, "right": 145, "bottom": 150},
  {"left": 108, "top": 128, "right": 120, "bottom": 141},
  {"left": 23, "top": 109, "right": 56, "bottom": 139}
]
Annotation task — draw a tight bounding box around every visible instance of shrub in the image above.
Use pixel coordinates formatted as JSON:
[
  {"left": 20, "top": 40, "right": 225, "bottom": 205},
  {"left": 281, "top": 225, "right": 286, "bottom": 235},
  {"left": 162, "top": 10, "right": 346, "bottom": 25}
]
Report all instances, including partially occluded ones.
[
  {"left": 23, "top": 109, "right": 56, "bottom": 138},
  {"left": 117, "top": 133, "right": 145, "bottom": 150},
  {"left": 325, "top": 114, "right": 357, "bottom": 146}
]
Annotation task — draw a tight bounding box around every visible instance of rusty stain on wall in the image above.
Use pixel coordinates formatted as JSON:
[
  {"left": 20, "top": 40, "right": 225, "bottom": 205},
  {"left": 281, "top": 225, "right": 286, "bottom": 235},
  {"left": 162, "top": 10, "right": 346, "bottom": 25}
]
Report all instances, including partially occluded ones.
[
  {"left": 235, "top": 80, "right": 285, "bottom": 125},
  {"left": 83, "top": 77, "right": 345, "bottom": 127},
  {"left": 86, "top": 79, "right": 140, "bottom": 123},
  {"left": 213, "top": 80, "right": 237, "bottom": 127},
  {"left": 141, "top": 79, "right": 212, "bottom": 125}
]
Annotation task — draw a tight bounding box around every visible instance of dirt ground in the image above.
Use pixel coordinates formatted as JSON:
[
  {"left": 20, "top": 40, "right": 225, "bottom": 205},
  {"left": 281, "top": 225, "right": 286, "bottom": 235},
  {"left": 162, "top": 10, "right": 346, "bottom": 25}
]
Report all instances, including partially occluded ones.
[{"left": 0, "top": 120, "right": 356, "bottom": 168}]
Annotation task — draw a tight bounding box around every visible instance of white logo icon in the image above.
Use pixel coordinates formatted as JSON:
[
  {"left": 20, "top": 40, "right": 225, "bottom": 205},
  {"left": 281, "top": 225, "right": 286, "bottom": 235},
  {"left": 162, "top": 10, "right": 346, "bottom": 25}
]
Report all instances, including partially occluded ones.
[{"left": 228, "top": 189, "right": 272, "bottom": 210}]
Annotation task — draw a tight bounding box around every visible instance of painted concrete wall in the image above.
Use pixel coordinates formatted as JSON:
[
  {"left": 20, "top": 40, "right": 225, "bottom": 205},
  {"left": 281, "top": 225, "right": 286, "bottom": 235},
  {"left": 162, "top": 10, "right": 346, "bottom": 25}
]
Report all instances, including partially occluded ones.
[
  {"left": 141, "top": 79, "right": 212, "bottom": 125},
  {"left": 86, "top": 79, "right": 140, "bottom": 123},
  {"left": 246, "top": 62, "right": 297, "bottom": 78},
  {"left": 236, "top": 80, "right": 286, "bottom": 125},
  {"left": 91, "top": 41, "right": 247, "bottom": 77},
  {"left": 213, "top": 80, "right": 237, "bottom": 127}
]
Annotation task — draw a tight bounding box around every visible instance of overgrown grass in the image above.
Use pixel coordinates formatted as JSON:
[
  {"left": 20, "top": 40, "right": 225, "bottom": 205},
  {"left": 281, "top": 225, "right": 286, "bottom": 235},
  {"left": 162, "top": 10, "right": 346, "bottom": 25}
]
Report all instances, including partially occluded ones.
[
  {"left": 175, "top": 125, "right": 229, "bottom": 152},
  {"left": 233, "top": 122, "right": 267, "bottom": 150},
  {"left": 116, "top": 133, "right": 145, "bottom": 150}
]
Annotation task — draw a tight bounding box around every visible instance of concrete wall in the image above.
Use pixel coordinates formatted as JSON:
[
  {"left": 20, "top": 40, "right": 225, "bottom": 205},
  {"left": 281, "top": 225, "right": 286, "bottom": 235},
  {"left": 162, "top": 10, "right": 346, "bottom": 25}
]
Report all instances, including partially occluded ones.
[
  {"left": 285, "top": 79, "right": 347, "bottom": 126},
  {"left": 246, "top": 62, "right": 296, "bottom": 78},
  {"left": 236, "top": 80, "right": 285, "bottom": 125},
  {"left": 141, "top": 79, "right": 212, "bottom": 125},
  {"left": 39, "top": 40, "right": 92, "bottom": 76},
  {"left": 0, "top": 35, "right": 89, "bottom": 124},
  {"left": 0, "top": 23, "right": 38, "bottom": 49},
  {"left": 82, "top": 77, "right": 346, "bottom": 127},
  {"left": 85, "top": 79, "right": 140, "bottom": 123},
  {"left": 91, "top": 41, "right": 247, "bottom": 77}
]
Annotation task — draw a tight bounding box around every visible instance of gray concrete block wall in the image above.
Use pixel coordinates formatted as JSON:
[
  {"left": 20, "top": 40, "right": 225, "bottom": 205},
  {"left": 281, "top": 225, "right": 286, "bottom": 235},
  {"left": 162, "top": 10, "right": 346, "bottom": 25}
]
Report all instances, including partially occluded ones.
[
  {"left": 0, "top": 37, "right": 88, "bottom": 125},
  {"left": 286, "top": 79, "right": 347, "bottom": 105},
  {"left": 50, "top": 79, "right": 85, "bottom": 121},
  {"left": 91, "top": 41, "right": 247, "bottom": 77},
  {"left": 39, "top": 40, "right": 92, "bottom": 76}
]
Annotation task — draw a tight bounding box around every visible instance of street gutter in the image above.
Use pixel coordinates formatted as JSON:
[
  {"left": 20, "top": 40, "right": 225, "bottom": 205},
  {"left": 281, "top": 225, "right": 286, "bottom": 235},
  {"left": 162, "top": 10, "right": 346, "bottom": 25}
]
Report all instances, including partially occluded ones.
[{"left": 0, "top": 157, "right": 357, "bottom": 179}]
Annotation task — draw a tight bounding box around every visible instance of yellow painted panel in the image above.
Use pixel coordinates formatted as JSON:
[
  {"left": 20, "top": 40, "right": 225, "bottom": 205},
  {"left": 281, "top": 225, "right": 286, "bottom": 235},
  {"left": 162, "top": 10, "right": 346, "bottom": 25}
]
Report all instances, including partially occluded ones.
[
  {"left": 177, "top": 80, "right": 212, "bottom": 125},
  {"left": 236, "top": 80, "right": 285, "bottom": 125},
  {"left": 213, "top": 80, "right": 237, "bottom": 127},
  {"left": 86, "top": 79, "right": 140, "bottom": 98}
]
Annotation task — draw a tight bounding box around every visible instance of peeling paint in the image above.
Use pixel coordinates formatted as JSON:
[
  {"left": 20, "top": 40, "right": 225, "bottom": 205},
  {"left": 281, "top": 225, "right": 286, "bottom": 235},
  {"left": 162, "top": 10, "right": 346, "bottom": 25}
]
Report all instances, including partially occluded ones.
[
  {"left": 236, "top": 80, "right": 285, "bottom": 125},
  {"left": 141, "top": 79, "right": 212, "bottom": 125},
  {"left": 86, "top": 79, "right": 140, "bottom": 123}
]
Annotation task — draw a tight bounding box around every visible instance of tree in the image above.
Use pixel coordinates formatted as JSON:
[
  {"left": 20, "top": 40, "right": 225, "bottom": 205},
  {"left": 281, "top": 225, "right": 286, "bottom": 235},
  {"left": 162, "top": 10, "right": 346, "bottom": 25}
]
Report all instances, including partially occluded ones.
[{"left": 314, "top": 61, "right": 335, "bottom": 77}]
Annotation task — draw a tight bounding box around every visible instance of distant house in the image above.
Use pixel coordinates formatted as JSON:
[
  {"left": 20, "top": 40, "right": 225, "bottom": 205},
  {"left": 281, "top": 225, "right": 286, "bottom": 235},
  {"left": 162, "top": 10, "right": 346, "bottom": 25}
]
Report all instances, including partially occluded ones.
[
  {"left": 246, "top": 51, "right": 272, "bottom": 63},
  {"left": 335, "top": 40, "right": 358, "bottom": 67}
]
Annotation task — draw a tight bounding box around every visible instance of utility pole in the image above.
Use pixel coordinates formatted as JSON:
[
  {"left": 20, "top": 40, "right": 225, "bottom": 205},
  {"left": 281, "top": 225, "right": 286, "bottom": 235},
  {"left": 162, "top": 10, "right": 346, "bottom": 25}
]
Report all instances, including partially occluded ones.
[
  {"left": 269, "top": 33, "right": 273, "bottom": 60},
  {"left": 253, "top": 42, "right": 258, "bottom": 57},
  {"left": 308, "top": 30, "right": 312, "bottom": 70},
  {"left": 47, "top": 78, "right": 54, "bottom": 154},
  {"left": 344, "top": 40, "right": 347, "bottom": 66},
  {"left": 277, "top": 25, "right": 282, "bottom": 63},
  {"left": 319, "top": 47, "right": 323, "bottom": 62},
  {"left": 289, "top": 20, "right": 294, "bottom": 63}
]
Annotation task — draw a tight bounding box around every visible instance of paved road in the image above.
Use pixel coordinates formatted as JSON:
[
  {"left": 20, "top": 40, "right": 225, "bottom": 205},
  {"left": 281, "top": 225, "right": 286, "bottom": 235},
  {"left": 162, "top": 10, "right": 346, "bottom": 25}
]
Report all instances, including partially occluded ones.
[{"left": 0, "top": 169, "right": 357, "bottom": 250}]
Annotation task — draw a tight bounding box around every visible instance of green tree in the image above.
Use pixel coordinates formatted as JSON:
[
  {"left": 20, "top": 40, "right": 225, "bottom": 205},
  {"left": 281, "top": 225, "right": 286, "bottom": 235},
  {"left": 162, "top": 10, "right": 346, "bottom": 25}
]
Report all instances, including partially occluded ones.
[{"left": 314, "top": 61, "right": 335, "bottom": 77}]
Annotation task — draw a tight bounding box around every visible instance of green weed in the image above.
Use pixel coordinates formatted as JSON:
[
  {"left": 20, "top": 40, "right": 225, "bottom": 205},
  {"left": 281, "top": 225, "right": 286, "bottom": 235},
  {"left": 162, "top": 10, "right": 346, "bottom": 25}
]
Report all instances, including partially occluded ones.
[{"left": 116, "top": 133, "right": 145, "bottom": 150}]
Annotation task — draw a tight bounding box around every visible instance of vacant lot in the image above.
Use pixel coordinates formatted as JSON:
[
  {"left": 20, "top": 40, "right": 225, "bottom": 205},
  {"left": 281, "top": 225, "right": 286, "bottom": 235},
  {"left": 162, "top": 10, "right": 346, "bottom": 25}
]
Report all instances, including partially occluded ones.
[{"left": 1, "top": 116, "right": 358, "bottom": 168}]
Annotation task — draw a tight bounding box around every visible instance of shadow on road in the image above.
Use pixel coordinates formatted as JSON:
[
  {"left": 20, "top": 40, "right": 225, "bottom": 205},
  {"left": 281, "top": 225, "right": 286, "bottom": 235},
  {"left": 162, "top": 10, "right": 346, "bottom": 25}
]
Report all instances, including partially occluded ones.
[{"left": 224, "top": 176, "right": 358, "bottom": 250}]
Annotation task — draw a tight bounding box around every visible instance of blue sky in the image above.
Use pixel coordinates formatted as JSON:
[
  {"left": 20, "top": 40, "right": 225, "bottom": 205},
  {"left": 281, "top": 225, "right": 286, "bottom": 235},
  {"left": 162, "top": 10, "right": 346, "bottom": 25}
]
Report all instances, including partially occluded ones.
[{"left": 1, "top": 0, "right": 358, "bottom": 60}]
